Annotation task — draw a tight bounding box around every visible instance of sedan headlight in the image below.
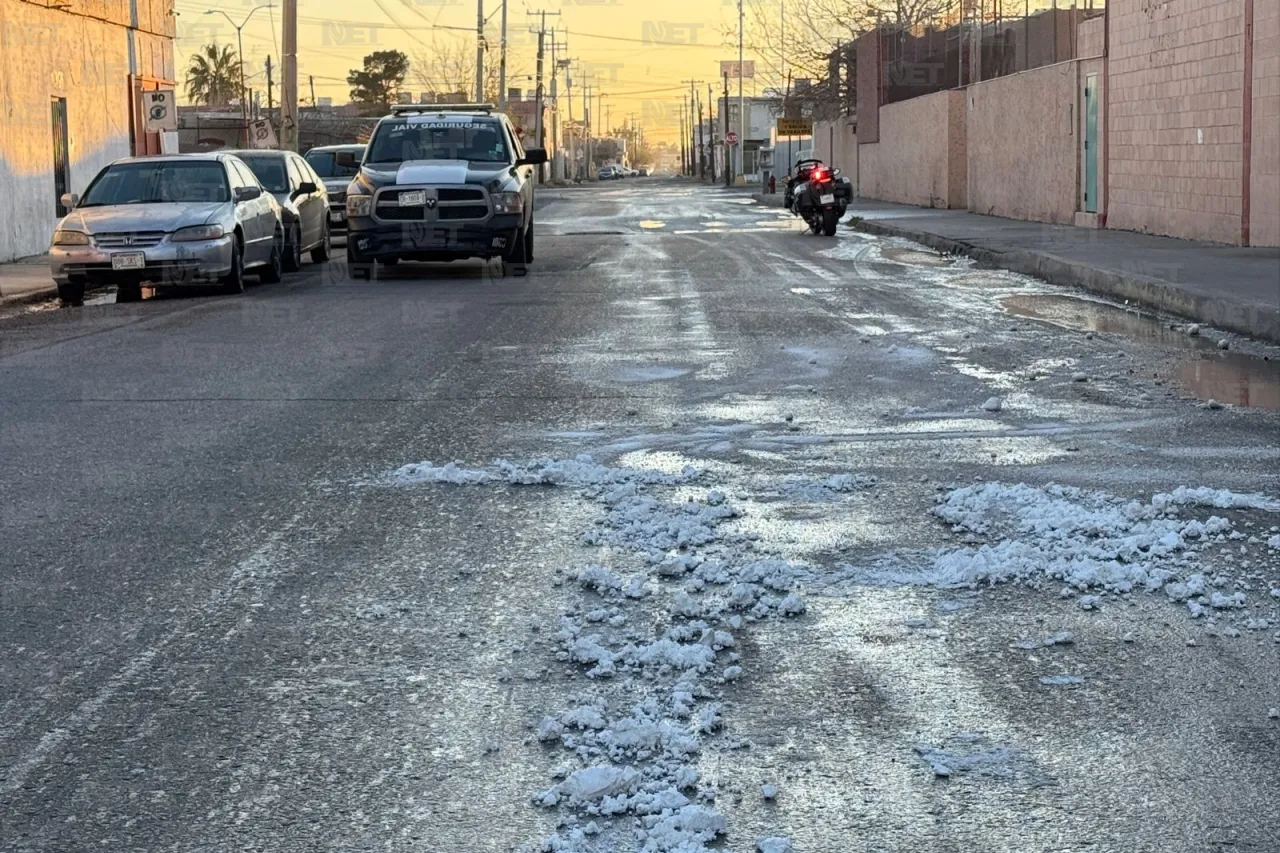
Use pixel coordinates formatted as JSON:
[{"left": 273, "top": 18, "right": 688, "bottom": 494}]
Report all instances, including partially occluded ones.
[
  {"left": 52, "top": 230, "right": 90, "bottom": 246},
  {"left": 171, "top": 224, "right": 226, "bottom": 242},
  {"left": 346, "top": 194, "right": 372, "bottom": 218},
  {"left": 493, "top": 192, "right": 523, "bottom": 214}
]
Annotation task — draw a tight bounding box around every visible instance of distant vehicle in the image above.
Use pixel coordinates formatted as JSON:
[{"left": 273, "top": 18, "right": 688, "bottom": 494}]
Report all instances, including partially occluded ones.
[
  {"left": 336, "top": 103, "right": 546, "bottom": 277},
  {"left": 304, "top": 144, "right": 365, "bottom": 237},
  {"left": 229, "top": 149, "right": 331, "bottom": 270},
  {"left": 49, "top": 153, "right": 284, "bottom": 305},
  {"left": 637, "top": 166, "right": 652, "bottom": 177},
  {"left": 598, "top": 165, "right": 622, "bottom": 180}
]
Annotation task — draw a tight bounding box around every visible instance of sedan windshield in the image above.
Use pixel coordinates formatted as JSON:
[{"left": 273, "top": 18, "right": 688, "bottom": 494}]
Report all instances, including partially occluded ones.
[
  {"left": 237, "top": 156, "right": 290, "bottom": 193},
  {"left": 366, "top": 120, "right": 510, "bottom": 164},
  {"left": 305, "top": 149, "right": 362, "bottom": 178},
  {"left": 80, "top": 161, "right": 229, "bottom": 206}
]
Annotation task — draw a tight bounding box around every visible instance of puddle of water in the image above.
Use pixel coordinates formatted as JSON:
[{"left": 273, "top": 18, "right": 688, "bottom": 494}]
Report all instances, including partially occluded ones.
[
  {"left": 1003, "top": 294, "right": 1211, "bottom": 349},
  {"left": 1004, "top": 293, "right": 1280, "bottom": 410},
  {"left": 612, "top": 366, "right": 691, "bottom": 383},
  {"left": 880, "top": 246, "right": 953, "bottom": 267},
  {"left": 639, "top": 220, "right": 666, "bottom": 229},
  {"left": 1176, "top": 355, "right": 1280, "bottom": 410}
]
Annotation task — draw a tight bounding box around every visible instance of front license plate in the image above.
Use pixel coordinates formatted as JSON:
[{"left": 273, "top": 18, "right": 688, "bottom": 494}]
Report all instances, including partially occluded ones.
[
  {"left": 111, "top": 252, "right": 145, "bottom": 270},
  {"left": 819, "top": 193, "right": 835, "bottom": 204},
  {"left": 399, "top": 190, "right": 426, "bottom": 207},
  {"left": 330, "top": 211, "right": 344, "bottom": 223}
]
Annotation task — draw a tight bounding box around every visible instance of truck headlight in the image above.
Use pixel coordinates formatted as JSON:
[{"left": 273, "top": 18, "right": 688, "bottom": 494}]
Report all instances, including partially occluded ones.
[
  {"left": 171, "top": 224, "right": 226, "bottom": 241},
  {"left": 346, "top": 194, "right": 372, "bottom": 218},
  {"left": 492, "top": 192, "right": 523, "bottom": 214},
  {"left": 52, "top": 230, "right": 90, "bottom": 246}
]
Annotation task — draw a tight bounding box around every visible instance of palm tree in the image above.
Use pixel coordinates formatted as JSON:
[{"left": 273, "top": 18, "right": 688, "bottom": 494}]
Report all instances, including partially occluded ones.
[{"left": 185, "top": 44, "right": 240, "bottom": 106}]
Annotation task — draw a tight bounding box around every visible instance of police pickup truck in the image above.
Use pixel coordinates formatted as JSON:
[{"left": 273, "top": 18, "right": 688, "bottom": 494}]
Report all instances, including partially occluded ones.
[{"left": 336, "top": 104, "right": 547, "bottom": 277}]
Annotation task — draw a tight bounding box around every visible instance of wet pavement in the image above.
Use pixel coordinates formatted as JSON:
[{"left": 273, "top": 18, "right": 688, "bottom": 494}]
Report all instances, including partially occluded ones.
[{"left": 2, "top": 180, "right": 1279, "bottom": 853}]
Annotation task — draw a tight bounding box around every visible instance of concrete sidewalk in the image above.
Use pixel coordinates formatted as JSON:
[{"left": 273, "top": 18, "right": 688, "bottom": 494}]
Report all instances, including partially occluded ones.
[
  {"left": 0, "top": 255, "right": 55, "bottom": 305},
  {"left": 845, "top": 200, "right": 1280, "bottom": 343}
]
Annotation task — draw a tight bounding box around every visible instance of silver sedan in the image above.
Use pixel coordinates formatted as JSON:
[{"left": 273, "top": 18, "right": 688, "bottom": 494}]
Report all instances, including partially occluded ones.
[{"left": 49, "top": 153, "right": 284, "bottom": 305}]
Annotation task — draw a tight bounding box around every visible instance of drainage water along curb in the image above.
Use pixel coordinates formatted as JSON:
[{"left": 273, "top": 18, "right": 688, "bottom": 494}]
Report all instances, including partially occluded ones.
[{"left": 852, "top": 218, "right": 1280, "bottom": 345}]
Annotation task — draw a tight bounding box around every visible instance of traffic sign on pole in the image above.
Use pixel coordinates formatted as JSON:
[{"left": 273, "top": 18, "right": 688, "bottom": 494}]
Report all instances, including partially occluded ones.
[{"left": 725, "top": 130, "right": 738, "bottom": 145}]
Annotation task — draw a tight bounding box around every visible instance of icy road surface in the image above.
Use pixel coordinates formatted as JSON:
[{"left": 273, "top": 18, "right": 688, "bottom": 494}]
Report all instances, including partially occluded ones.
[{"left": 2, "top": 180, "right": 1278, "bottom": 852}]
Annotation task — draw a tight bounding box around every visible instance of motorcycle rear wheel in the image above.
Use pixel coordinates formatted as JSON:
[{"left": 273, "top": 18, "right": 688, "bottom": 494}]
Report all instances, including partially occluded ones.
[{"left": 822, "top": 208, "right": 839, "bottom": 236}]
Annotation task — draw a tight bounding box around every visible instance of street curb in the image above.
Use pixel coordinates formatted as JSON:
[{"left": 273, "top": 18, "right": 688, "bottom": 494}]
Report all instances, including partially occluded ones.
[
  {"left": 750, "top": 193, "right": 786, "bottom": 209},
  {"left": 852, "top": 218, "right": 1280, "bottom": 344},
  {"left": 0, "top": 284, "right": 57, "bottom": 308}
]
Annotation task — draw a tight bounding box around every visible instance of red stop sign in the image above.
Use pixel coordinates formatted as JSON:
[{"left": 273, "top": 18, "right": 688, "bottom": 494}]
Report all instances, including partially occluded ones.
[{"left": 725, "top": 131, "right": 739, "bottom": 145}]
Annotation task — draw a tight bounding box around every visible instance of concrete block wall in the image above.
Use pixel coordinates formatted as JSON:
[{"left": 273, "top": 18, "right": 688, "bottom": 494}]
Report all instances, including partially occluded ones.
[
  {"left": 1106, "top": 0, "right": 1247, "bottom": 245},
  {"left": 812, "top": 119, "right": 858, "bottom": 188},
  {"left": 857, "top": 90, "right": 966, "bottom": 208},
  {"left": 967, "top": 61, "right": 1080, "bottom": 224},
  {"left": 1250, "top": 0, "right": 1280, "bottom": 246}
]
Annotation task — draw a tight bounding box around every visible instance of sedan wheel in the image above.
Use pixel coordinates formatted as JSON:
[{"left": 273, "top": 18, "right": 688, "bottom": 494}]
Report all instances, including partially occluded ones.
[
  {"left": 220, "top": 240, "right": 246, "bottom": 295},
  {"left": 57, "top": 281, "right": 85, "bottom": 306},
  {"left": 283, "top": 224, "right": 303, "bottom": 272},
  {"left": 310, "top": 222, "right": 331, "bottom": 263},
  {"left": 258, "top": 230, "right": 284, "bottom": 283}
]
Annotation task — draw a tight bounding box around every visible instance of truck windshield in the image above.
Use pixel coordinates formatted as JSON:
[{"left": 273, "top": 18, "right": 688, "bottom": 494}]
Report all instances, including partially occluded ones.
[{"left": 366, "top": 120, "right": 510, "bottom": 164}]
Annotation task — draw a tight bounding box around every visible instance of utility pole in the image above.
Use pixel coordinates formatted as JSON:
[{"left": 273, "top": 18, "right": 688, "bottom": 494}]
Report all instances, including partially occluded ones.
[
  {"left": 707, "top": 82, "right": 715, "bottom": 182},
  {"left": 265, "top": 56, "right": 274, "bottom": 112},
  {"left": 737, "top": 0, "right": 745, "bottom": 180},
  {"left": 698, "top": 95, "right": 705, "bottom": 180},
  {"left": 584, "top": 82, "right": 593, "bottom": 179},
  {"left": 679, "top": 104, "right": 686, "bottom": 175},
  {"left": 723, "top": 73, "right": 731, "bottom": 186},
  {"left": 476, "top": 0, "right": 486, "bottom": 102},
  {"left": 499, "top": 0, "right": 508, "bottom": 109},
  {"left": 281, "top": 0, "right": 297, "bottom": 151},
  {"left": 308, "top": 75, "right": 315, "bottom": 108}
]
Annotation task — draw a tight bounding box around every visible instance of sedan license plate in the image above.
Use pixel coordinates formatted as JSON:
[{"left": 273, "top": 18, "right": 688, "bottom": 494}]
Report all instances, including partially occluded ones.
[
  {"left": 399, "top": 190, "right": 426, "bottom": 207},
  {"left": 819, "top": 193, "right": 835, "bottom": 205},
  {"left": 111, "top": 252, "right": 145, "bottom": 270},
  {"left": 330, "top": 211, "right": 344, "bottom": 223}
]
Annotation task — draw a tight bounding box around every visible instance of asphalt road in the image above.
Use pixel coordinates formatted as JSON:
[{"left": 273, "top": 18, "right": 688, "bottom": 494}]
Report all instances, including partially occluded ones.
[{"left": 2, "top": 179, "right": 1279, "bottom": 852}]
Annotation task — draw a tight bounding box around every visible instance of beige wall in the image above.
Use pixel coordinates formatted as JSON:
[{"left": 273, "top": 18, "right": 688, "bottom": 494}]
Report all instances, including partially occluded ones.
[
  {"left": 1251, "top": 0, "right": 1280, "bottom": 246},
  {"left": 968, "top": 61, "right": 1080, "bottom": 224},
  {"left": 857, "top": 90, "right": 966, "bottom": 208},
  {"left": 1107, "top": 0, "right": 1246, "bottom": 244},
  {"left": 0, "top": 0, "right": 174, "bottom": 261},
  {"left": 1078, "top": 16, "right": 1105, "bottom": 58},
  {"left": 812, "top": 119, "right": 858, "bottom": 188}
]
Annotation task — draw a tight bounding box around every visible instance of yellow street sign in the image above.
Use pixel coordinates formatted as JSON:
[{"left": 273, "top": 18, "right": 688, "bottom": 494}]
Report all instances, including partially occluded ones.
[{"left": 776, "top": 118, "right": 813, "bottom": 137}]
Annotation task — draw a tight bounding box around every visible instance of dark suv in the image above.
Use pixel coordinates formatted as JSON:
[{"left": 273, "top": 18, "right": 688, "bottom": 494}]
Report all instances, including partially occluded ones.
[
  {"left": 304, "top": 144, "right": 365, "bottom": 238},
  {"left": 337, "top": 105, "right": 547, "bottom": 277}
]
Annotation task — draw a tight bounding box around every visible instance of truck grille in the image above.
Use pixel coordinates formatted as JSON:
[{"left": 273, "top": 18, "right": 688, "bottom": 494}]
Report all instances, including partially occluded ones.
[
  {"left": 440, "top": 205, "right": 489, "bottom": 220},
  {"left": 94, "top": 231, "right": 165, "bottom": 249},
  {"left": 372, "top": 186, "right": 489, "bottom": 224}
]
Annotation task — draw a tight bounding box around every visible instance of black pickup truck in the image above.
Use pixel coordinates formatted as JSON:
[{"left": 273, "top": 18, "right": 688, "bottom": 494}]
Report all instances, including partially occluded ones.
[{"left": 337, "top": 104, "right": 547, "bottom": 277}]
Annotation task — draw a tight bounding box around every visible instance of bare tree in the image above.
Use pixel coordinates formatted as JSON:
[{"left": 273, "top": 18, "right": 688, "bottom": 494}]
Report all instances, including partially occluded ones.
[{"left": 412, "top": 38, "right": 531, "bottom": 104}]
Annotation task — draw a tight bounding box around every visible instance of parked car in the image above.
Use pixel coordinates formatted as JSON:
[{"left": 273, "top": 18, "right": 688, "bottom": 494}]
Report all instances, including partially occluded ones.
[
  {"left": 638, "top": 166, "right": 652, "bottom": 177},
  {"left": 338, "top": 103, "right": 546, "bottom": 277},
  {"left": 597, "top": 165, "right": 620, "bottom": 181},
  {"left": 229, "top": 149, "right": 331, "bottom": 271},
  {"left": 49, "top": 153, "right": 284, "bottom": 305},
  {"left": 304, "top": 143, "right": 365, "bottom": 238}
]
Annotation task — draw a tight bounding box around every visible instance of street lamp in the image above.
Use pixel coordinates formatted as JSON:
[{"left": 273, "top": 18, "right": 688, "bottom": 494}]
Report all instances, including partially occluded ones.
[{"left": 205, "top": 4, "right": 275, "bottom": 127}]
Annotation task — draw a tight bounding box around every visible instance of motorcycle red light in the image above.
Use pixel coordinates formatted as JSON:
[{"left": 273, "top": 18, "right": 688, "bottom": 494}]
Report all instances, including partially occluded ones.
[{"left": 812, "top": 168, "right": 826, "bottom": 181}]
